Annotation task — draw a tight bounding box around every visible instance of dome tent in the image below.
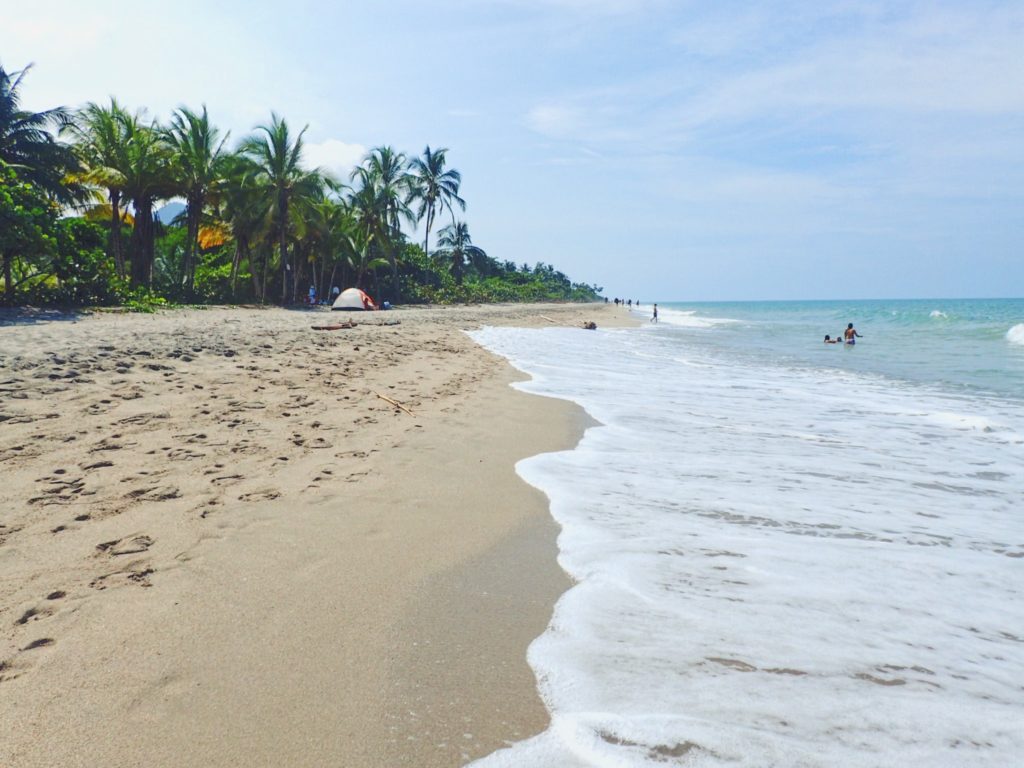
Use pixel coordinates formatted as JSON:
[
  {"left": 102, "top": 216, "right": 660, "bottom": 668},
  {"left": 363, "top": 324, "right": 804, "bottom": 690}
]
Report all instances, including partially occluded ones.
[{"left": 331, "top": 287, "right": 377, "bottom": 311}]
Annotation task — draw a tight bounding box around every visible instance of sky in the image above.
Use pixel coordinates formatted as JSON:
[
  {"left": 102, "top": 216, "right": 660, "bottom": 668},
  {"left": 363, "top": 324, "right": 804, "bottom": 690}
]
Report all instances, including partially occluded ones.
[{"left": 3, "top": 0, "right": 1022, "bottom": 301}]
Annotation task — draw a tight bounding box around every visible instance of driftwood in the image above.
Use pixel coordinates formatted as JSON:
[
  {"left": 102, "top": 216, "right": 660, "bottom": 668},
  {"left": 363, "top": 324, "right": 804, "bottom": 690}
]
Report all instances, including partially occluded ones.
[
  {"left": 539, "top": 314, "right": 558, "bottom": 324},
  {"left": 312, "top": 322, "right": 357, "bottom": 331},
  {"left": 374, "top": 391, "right": 415, "bottom": 416}
]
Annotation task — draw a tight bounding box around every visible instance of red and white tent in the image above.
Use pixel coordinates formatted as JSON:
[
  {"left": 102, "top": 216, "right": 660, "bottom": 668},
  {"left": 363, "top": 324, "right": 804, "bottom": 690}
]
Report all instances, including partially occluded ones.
[{"left": 331, "top": 287, "right": 377, "bottom": 311}]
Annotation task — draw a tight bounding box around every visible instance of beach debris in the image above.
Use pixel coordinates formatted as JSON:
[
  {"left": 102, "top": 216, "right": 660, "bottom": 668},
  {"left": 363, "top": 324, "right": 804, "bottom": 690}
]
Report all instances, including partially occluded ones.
[
  {"left": 539, "top": 314, "right": 558, "bottom": 324},
  {"left": 312, "top": 321, "right": 357, "bottom": 331},
  {"left": 374, "top": 391, "right": 415, "bottom": 416},
  {"left": 582, "top": 321, "right": 597, "bottom": 330}
]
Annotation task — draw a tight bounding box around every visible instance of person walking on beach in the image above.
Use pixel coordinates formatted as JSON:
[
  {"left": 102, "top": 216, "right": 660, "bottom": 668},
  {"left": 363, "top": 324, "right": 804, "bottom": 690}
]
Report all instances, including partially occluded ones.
[
  {"left": 652, "top": 304, "right": 658, "bottom": 323},
  {"left": 844, "top": 323, "right": 862, "bottom": 345}
]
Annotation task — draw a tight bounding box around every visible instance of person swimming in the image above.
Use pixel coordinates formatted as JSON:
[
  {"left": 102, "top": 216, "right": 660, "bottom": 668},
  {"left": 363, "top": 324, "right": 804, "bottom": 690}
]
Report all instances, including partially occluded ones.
[
  {"left": 824, "top": 335, "right": 838, "bottom": 344},
  {"left": 844, "top": 323, "right": 863, "bottom": 345}
]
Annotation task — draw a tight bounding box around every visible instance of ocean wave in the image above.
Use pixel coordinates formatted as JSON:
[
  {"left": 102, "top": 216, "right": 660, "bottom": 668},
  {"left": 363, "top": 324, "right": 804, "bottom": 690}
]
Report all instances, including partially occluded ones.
[
  {"left": 930, "top": 310, "right": 948, "bottom": 319},
  {"left": 470, "top": 322, "right": 1024, "bottom": 768},
  {"left": 1007, "top": 323, "right": 1024, "bottom": 346},
  {"left": 649, "top": 307, "right": 739, "bottom": 329}
]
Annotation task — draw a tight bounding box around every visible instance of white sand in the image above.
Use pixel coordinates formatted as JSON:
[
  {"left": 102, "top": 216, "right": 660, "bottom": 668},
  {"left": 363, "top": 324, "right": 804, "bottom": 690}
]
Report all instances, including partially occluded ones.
[{"left": 0, "top": 302, "right": 634, "bottom": 767}]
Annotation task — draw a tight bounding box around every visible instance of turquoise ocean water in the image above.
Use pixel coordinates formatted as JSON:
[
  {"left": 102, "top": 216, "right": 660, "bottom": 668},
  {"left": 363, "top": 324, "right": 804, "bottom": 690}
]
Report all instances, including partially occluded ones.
[
  {"left": 470, "top": 297, "right": 1023, "bottom": 767},
  {"left": 656, "top": 298, "right": 1024, "bottom": 399}
]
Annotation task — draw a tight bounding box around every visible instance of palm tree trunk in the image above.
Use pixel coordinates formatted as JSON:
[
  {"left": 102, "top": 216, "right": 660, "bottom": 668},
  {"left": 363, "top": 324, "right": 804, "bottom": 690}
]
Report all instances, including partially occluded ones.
[
  {"left": 143, "top": 201, "right": 157, "bottom": 288},
  {"left": 423, "top": 203, "right": 433, "bottom": 258},
  {"left": 231, "top": 238, "right": 247, "bottom": 299},
  {"left": 3, "top": 252, "right": 12, "bottom": 305},
  {"left": 279, "top": 195, "right": 289, "bottom": 304},
  {"left": 109, "top": 190, "right": 125, "bottom": 279},
  {"left": 129, "top": 200, "right": 154, "bottom": 288},
  {"left": 386, "top": 233, "right": 400, "bottom": 303},
  {"left": 292, "top": 252, "right": 302, "bottom": 304},
  {"left": 261, "top": 245, "right": 270, "bottom": 305},
  {"left": 185, "top": 194, "right": 202, "bottom": 296}
]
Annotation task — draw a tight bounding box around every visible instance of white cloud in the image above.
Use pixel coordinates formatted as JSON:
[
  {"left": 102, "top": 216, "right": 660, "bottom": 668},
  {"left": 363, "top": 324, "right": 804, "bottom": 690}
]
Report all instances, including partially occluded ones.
[
  {"left": 303, "top": 139, "right": 368, "bottom": 179},
  {"left": 525, "top": 104, "right": 581, "bottom": 137}
]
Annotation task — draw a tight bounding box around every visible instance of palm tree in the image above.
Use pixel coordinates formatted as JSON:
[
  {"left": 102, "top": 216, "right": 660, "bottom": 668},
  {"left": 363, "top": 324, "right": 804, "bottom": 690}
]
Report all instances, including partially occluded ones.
[
  {"left": 239, "top": 113, "right": 310, "bottom": 303},
  {"left": 164, "top": 105, "right": 230, "bottom": 296},
  {"left": 217, "top": 153, "right": 272, "bottom": 301},
  {"left": 67, "top": 99, "right": 132, "bottom": 278},
  {"left": 350, "top": 146, "right": 412, "bottom": 301},
  {"left": 0, "top": 62, "right": 80, "bottom": 203},
  {"left": 300, "top": 197, "right": 354, "bottom": 299},
  {"left": 436, "top": 221, "right": 487, "bottom": 284},
  {"left": 284, "top": 172, "right": 334, "bottom": 302},
  {"left": 118, "top": 111, "right": 176, "bottom": 288},
  {"left": 349, "top": 234, "right": 389, "bottom": 289},
  {"left": 407, "top": 146, "right": 464, "bottom": 259}
]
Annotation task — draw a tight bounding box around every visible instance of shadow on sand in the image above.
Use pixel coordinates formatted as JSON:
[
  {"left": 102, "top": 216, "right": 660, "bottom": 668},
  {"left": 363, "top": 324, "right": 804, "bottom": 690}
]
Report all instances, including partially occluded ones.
[{"left": 0, "top": 307, "right": 97, "bottom": 328}]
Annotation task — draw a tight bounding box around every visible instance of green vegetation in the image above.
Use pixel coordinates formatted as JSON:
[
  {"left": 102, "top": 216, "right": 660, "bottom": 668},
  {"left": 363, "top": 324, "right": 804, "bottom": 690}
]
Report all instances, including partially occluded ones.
[{"left": 0, "top": 62, "right": 602, "bottom": 308}]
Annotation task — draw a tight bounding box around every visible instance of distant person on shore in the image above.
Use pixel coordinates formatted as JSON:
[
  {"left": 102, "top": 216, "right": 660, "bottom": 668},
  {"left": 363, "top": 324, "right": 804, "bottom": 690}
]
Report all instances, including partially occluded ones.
[
  {"left": 627, "top": 299, "right": 632, "bottom": 308},
  {"left": 652, "top": 304, "right": 658, "bottom": 323},
  {"left": 844, "top": 323, "right": 862, "bottom": 345},
  {"left": 308, "top": 285, "right": 316, "bottom": 305}
]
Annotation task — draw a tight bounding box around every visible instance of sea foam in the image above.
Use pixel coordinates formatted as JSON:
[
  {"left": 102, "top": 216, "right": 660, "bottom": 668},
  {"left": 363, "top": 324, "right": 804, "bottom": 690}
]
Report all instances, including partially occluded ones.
[
  {"left": 1007, "top": 323, "right": 1024, "bottom": 346},
  {"left": 469, "top": 323, "right": 1024, "bottom": 768},
  {"left": 633, "top": 306, "right": 738, "bottom": 328}
]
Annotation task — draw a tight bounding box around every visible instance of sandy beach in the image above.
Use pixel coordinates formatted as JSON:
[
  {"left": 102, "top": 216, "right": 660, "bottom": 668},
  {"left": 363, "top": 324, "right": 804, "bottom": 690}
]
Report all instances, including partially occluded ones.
[{"left": 0, "top": 301, "right": 633, "bottom": 767}]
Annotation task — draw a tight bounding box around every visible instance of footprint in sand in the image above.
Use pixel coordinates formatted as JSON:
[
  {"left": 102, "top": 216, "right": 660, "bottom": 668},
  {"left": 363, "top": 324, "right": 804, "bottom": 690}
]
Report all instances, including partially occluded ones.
[
  {"left": 90, "top": 567, "right": 155, "bottom": 590},
  {"left": 117, "top": 412, "right": 169, "bottom": 426},
  {"left": 238, "top": 489, "right": 281, "bottom": 503},
  {"left": 90, "top": 437, "right": 136, "bottom": 453},
  {"left": 165, "top": 447, "right": 205, "bottom": 461},
  {"left": 210, "top": 474, "right": 244, "bottom": 486},
  {"left": 15, "top": 605, "right": 54, "bottom": 626},
  {"left": 22, "top": 638, "right": 55, "bottom": 651},
  {"left": 97, "top": 535, "right": 155, "bottom": 556},
  {"left": 124, "top": 486, "right": 180, "bottom": 502},
  {"left": 81, "top": 460, "right": 114, "bottom": 471}
]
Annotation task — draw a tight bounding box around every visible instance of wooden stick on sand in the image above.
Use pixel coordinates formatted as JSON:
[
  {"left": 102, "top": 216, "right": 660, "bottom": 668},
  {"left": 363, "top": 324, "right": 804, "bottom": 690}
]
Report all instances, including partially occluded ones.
[
  {"left": 539, "top": 314, "right": 558, "bottom": 324},
  {"left": 374, "top": 391, "right": 416, "bottom": 416}
]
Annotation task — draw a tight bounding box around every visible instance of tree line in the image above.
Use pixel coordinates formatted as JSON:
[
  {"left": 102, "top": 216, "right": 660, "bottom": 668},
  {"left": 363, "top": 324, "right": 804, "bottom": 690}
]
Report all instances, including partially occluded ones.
[{"left": 1, "top": 63, "right": 602, "bottom": 308}]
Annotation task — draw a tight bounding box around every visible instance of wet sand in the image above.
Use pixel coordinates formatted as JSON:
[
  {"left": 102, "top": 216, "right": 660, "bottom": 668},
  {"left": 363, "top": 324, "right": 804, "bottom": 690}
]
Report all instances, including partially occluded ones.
[{"left": 0, "top": 302, "right": 633, "bottom": 767}]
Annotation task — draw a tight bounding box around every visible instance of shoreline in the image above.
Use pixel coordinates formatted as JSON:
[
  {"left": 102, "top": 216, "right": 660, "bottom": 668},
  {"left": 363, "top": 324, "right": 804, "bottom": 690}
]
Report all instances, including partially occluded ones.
[{"left": 0, "top": 302, "right": 636, "bottom": 767}]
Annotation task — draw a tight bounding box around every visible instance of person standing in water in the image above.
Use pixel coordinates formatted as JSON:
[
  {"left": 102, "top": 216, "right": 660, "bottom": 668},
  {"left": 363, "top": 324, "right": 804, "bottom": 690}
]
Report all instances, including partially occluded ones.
[
  {"left": 844, "top": 323, "right": 862, "bottom": 345},
  {"left": 652, "top": 304, "right": 658, "bottom": 323}
]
